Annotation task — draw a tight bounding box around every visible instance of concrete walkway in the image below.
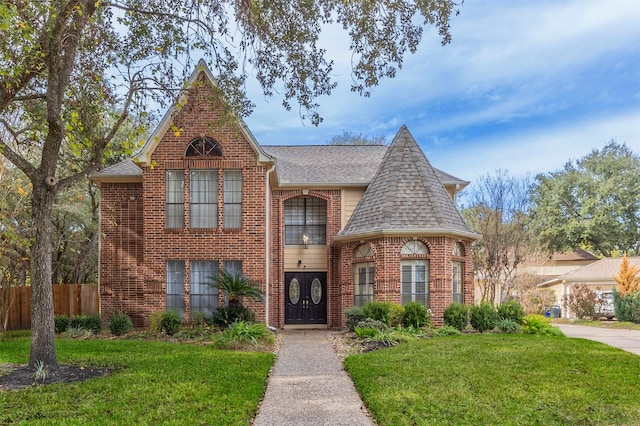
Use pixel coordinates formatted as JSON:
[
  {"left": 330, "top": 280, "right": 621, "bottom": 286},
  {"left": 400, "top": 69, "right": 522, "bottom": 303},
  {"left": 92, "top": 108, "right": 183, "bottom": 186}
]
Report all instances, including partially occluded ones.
[
  {"left": 253, "top": 329, "right": 374, "bottom": 426},
  {"left": 555, "top": 324, "right": 640, "bottom": 355}
]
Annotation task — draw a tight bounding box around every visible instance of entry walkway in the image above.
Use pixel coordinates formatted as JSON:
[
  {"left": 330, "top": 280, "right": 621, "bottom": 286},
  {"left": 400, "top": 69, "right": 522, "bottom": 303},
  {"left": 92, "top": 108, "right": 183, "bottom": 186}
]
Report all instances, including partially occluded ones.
[
  {"left": 555, "top": 324, "right": 640, "bottom": 355},
  {"left": 253, "top": 329, "right": 374, "bottom": 426}
]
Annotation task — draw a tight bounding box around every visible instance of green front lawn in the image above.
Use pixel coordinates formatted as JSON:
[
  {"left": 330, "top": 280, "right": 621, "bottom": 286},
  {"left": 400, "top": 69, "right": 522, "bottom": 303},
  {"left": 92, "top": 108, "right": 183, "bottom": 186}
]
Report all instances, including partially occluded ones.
[
  {"left": 1, "top": 333, "right": 274, "bottom": 425},
  {"left": 345, "top": 334, "right": 640, "bottom": 426}
]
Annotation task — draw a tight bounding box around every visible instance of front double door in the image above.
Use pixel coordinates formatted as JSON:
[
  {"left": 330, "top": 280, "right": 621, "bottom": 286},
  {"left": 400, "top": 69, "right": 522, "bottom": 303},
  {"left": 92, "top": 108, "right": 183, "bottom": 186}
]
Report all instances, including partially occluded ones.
[{"left": 285, "top": 272, "right": 327, "bottom": 325}]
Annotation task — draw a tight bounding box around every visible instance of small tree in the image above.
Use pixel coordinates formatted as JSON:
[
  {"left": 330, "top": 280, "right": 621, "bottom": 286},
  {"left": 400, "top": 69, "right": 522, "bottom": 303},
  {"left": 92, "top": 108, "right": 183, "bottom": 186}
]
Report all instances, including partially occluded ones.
[
  {"left": 614, "top": 254, "right": 640, "bottom": 297},
  {"left": 562, "top": 284, "right": 597, "bottom": 319},
  {"left": 207, "top": 271, "right": 264, "bottom": 309}
]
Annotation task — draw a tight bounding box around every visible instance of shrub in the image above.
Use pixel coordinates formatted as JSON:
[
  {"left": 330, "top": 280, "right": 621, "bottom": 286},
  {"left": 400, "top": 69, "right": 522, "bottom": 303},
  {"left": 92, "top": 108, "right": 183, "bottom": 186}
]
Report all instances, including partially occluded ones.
[
  {"left": 363, "top": 301, "right": 392, "bottom": 325},
  {"left": 470, "top": 303, "right": 498, "bottom": 333},
  {"left": 85, "top": 314, "right": 103, "bottom": 333},
  {"left": 212, "top": 305, "right": 255, "bottom": 328},
  {"left": 69, "top": 314, "right": 102, "bottom": 333},
  {"left": 344, "top": 306, "right": 365, "bottom": 331},
  {"left": 54, "top": 315, "right": 69, "bottom": 333},
  {"left": 562, "top": 283, "right": 598, "bottom": 319},
  {"left": 495, "top": 318, "right": 521, "bottom": 334},
  {"left": 613, "top": 289, "right": 640, "bottom": 323},
  {"left": 148, "top": 311, "right": 164, "bottom": 333},
  {"left": 160, "top": 310, "right": 182, "bottom": 335},
  {"left": 354, "top": 327, "right": 378, "bottom": 338},
  {"left": 355, "top": 318, "right": 387, "bottom": 331},
  {"left": 522, "top": 314, "right": 564, "bottom": 336},
  {"left": 434, "top": 325, "right": 462, "bottom": 336},
  {"left": 402, "top": 302, "right": 431, "bottom": 328},
  {"left": 109, "top": 312, "right": 133, "bottom": 336},
  {"left": 388, "top": 304, "right": 405, "bottom": 328},
  {"left": 497, "top": 300, "right": 525, "bottom": 324},
  {"left": 219, "top": 321, "right": 271, "bottom": 346},
  {"left": 443, "top": 302, "right": 468, "bottom": 330},
  {"left": 66, "top": 325, "right": 93, "bottom": 338}
]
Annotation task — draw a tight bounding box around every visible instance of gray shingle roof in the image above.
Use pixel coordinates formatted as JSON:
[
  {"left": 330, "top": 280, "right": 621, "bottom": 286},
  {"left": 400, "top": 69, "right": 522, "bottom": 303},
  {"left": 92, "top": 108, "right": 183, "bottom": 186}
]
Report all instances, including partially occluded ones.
[
  {"left": 89, "top": 159, "right": 142, "bottom": 182},
  {"left": 539, "top": 256, "right": 640, "bottom": 287},
  {"left": 336, "top": 126, "right": 477, "bottom": 240},
  {"left": 262, "top": 145, "right": 468, "bottom": 187}
]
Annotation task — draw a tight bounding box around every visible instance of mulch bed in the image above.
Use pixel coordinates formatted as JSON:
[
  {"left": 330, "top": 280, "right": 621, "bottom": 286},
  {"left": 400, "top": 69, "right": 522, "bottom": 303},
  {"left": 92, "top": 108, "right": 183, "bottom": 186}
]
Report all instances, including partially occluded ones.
[{"left": 0, "top": 364, "right": 113, "bottom": 392}]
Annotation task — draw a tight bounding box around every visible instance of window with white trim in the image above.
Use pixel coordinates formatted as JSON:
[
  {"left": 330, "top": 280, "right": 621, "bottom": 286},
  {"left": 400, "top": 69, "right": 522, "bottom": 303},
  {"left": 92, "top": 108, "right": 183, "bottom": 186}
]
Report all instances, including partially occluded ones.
[
  {"left": 400, "top": 240, "right": 429, "bottom": 305},
  {"left": 166, "top": 260, "right": 185, "bottom": 317},
  {"left": 452, "top": 242, "right": 465, "bottom": 304},
  {"left": 190, "top": 260, "right": 218, "bottom": 317}
]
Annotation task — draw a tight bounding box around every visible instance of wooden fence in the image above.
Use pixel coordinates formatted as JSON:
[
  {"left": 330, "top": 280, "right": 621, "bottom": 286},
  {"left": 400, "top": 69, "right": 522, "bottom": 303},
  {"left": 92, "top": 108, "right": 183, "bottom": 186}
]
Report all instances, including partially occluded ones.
[{"left": 0, "top": 284, "right": 99, "bottom": 331}]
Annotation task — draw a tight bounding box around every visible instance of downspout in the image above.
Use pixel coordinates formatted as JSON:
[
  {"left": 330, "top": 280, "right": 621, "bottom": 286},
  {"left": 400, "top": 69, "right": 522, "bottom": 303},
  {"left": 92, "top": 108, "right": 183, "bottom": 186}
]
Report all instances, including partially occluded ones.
[{"left": 265, "top": 164, "right": 276, "bottom": 329}]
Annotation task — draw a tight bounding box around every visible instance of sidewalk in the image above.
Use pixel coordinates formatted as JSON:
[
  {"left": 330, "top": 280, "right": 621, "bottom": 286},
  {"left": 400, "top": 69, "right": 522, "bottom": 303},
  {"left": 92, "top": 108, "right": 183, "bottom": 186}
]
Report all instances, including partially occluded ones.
[
  {"left": 252, "top": 329, "right": 374, "bottom": 426},
  {"left": 555, "top": 324, "right": 640, "bottom": 355}
]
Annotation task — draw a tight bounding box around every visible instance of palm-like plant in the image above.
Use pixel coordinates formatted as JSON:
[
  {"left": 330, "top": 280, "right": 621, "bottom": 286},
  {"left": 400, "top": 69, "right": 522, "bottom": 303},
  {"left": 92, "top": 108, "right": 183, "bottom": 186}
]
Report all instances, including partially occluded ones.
[{"left": 207, "top": 271, "right": 264, "bottom": 309}]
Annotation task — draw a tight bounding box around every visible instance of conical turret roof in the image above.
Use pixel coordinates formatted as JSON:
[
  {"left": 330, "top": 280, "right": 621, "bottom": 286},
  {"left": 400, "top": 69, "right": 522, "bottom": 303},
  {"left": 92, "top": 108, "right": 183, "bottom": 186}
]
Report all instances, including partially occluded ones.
[{"left": 335, "top": 125, "right": 478, "bottom": 241}]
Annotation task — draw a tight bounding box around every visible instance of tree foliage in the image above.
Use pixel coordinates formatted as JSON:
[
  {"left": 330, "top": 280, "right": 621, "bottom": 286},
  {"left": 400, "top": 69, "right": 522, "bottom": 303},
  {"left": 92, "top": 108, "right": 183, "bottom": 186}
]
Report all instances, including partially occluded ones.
[
  {"left": 461, "top": 170, "right": 533, "bottom": 305},
  {"left": 528, "top": 141, "right": 640, "bottom": 257},
  {"left": 0, "top": 0, "right": 460, "bottom": 368},
  {"left": 328, "top": 130, "right": 387, "bottom": 145},
  {"left": 614, "top": 253, "right": 640, "bottom": 297}
]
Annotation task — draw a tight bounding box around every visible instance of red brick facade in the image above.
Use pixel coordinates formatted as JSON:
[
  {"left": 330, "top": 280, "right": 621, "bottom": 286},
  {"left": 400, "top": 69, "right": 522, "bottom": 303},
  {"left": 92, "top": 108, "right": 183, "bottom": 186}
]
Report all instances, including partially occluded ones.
[{"left": 97, "top": 70, "right": 475, "bottom": 329}]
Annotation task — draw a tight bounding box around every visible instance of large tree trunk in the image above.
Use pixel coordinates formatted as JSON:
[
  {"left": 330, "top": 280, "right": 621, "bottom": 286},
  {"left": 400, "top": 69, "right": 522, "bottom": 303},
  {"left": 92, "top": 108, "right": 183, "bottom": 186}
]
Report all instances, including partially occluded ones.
[{"left": 28, "top": 180, "right": 58, "bottom": 369}]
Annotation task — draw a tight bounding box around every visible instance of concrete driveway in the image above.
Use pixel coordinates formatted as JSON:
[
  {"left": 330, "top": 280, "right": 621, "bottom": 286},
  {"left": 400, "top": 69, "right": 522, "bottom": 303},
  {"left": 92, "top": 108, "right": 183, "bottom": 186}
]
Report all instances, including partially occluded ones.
[{"left": 555, "top": 324, "right": 640, "bottom": 355}]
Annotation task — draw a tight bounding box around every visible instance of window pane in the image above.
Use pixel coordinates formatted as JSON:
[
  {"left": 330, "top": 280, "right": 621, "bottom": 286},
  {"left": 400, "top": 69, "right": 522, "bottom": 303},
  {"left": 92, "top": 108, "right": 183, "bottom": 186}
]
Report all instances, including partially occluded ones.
[
  {"left": 224, "top": 260, "right": 242, "bottom": 277},
  {"left": 166, "top": 170, "right": 184, "bottom": 229},
  {"left": 353, "top": 262, "right": 374, "bottom": 307},
  {"left": 224, "top": 170, "right": 242, "bottom": 229},
  {"left": 166, "top": 260, "right": 185, "bottom": 317},
  {"left": 401, "top": 261, "right": 429, "bottom": 306},
  {"left": 190, "top": 170, "right": 217, "bottom": 228},
  {"left": 190, "top": 260, "right": 218, "bottom": 317},
  {"left": 284, "top": 198, "right": 326, "bottom": 245}
]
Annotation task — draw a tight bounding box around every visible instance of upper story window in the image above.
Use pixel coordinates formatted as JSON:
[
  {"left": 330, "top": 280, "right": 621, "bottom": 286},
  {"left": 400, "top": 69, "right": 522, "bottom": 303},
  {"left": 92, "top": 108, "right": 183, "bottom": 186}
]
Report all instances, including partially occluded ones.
[
  {"left": 185, "top": 136, "right": 222, "bottom": 157},
  {"left": 166, "top": 170, "right": 185, "bottom": 229},
  {"left": 190, "top": 170, "right": 218, "bottom": 228},
  {"left": 284, "top": 197, "right": 326, "bottom": 246},
  {"left": 165, "top": 168, "right": 243, "bottom": 230}
]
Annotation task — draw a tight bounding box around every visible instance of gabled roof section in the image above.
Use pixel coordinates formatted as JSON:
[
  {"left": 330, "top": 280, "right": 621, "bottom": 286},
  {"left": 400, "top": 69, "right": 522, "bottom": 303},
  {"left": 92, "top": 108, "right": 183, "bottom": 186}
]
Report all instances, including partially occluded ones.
[
  {"left": 262, "top": 144, "right": 469, "bottom": 188},
  {"left": 538, "top": 256, "right": 640, "bottom": 287},
  {"left": 263, "top": 145, "right": 387, "bottom": 187},
  {"left": 88, "top": 159, "right": 142, "bottom": 184},
  {"left": 335, "top": 126, "right": 480, "bottom": 242},
  {"left": 134, "top": 59, "right": 272, "bottom": 166},
  {"left": 549, "top": 248, "right": 599, "bottom": 262}
]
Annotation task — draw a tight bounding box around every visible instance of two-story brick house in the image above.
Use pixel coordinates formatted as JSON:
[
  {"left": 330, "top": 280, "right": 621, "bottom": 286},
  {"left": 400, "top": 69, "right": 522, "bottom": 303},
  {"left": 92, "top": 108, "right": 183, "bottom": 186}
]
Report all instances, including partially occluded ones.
[{"left": 90, "top": 62, "right": 480, "bottom": 328}]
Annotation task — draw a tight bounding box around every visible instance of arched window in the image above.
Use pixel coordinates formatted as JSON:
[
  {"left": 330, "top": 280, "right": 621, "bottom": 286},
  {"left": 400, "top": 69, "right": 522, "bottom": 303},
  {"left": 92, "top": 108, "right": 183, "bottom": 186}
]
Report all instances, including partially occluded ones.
[
  {"left": 400, "top": 240, "right": 429, "bottom": 305},
  {"left": 401, "top": 240, "right": 429, "bottom": 255},
  {"left": 185, "top": 136, "right": 222, "bottom": 157},
  {"left": 353, "top": 244, "right": 374, "bottom": 307},
  {"left": 452, "top": 242, "right": 465, "bottom": 304}
]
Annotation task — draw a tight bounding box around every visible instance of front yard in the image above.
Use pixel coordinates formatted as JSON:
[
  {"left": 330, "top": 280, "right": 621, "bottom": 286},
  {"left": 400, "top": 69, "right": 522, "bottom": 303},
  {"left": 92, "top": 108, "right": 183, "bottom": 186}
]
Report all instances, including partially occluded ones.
[
  {"left": 0, "top": 332, "right": 274, "bottom": 425},
  {"left": 345, "top": 334, "right": 640, "bottom": 425}
]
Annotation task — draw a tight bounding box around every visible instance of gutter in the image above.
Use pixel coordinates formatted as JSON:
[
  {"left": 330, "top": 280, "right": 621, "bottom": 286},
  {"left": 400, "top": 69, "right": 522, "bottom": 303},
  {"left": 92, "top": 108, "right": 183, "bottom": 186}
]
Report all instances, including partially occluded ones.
[{"left": 265, "top": 163, "right": 276, "bottom": 329}]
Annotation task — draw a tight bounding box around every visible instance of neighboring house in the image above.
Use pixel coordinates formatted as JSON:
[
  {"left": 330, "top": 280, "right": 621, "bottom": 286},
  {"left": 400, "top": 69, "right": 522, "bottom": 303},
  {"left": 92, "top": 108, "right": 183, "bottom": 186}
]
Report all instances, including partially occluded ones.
[
  {"left": 538, "top": 256, "right": 640, "bottom": 318},
  {"left": 90, "top": 62, "right": 479, "bottom": 328},
  {"left": 473, "top": 248, "right": 599, "bottom": 305}
]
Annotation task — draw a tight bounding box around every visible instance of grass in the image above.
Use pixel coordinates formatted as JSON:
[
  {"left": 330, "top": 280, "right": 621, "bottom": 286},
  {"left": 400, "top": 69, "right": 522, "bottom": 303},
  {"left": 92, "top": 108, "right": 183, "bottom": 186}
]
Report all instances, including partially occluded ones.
[
  {"left": 0, "top": 332, "right": 274, "bottom": 425},
  {"left": 345, "top": 334, "right": 640, "bottom": 426}
]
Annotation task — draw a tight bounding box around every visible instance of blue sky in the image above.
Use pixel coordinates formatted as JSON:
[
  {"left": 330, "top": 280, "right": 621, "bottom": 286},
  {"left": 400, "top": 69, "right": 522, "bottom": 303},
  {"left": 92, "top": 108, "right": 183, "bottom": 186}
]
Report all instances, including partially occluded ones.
[{"left": 243, "top": 0, "right": 640, "bottom": 186}]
